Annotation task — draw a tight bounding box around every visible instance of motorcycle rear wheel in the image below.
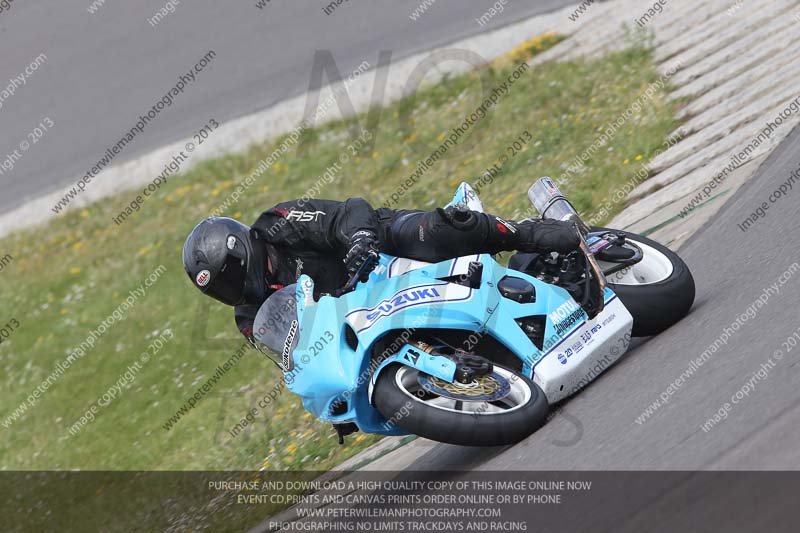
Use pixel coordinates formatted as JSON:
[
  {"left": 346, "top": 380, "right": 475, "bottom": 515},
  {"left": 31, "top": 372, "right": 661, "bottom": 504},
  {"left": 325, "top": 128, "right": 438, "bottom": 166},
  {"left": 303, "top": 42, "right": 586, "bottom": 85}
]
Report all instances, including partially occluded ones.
[{"left": 374, "top": 363, "right": 548, "bottom": 446}]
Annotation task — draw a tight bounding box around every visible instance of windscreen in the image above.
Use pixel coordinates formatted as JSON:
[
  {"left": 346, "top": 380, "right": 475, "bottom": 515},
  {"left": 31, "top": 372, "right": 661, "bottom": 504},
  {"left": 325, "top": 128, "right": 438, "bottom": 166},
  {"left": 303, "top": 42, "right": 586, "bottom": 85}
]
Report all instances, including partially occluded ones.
[{"left": 253, "top": 284, "right": 299, "bottom": 371}]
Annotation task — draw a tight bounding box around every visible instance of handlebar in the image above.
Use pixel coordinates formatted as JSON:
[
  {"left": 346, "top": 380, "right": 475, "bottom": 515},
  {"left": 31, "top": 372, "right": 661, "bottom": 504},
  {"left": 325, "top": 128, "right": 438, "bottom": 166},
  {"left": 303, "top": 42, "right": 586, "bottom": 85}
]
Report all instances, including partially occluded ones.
[
  {"left": 334, "top": 251, "right": 380, "bottom": 297},
  {"left": 332, "top": 229, "right": 605, "bottom": 318}
]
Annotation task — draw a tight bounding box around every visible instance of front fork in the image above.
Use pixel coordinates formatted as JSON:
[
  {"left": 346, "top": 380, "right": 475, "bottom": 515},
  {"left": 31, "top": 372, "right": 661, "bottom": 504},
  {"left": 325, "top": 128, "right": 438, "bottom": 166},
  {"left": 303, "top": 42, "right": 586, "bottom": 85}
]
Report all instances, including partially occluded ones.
[{"left": 578, "top": 230, "right": 607, "bottom": 317}]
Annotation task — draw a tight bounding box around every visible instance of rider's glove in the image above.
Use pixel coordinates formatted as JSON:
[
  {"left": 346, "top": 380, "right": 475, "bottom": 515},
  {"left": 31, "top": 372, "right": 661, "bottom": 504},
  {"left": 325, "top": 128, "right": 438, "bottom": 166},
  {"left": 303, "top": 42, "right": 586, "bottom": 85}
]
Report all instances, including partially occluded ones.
[
  {"left": 516, "top": 219, "right": 581, "bottom": 254},
  {"left": 343, "top": 230, "right": 379, "bottom": 282}
]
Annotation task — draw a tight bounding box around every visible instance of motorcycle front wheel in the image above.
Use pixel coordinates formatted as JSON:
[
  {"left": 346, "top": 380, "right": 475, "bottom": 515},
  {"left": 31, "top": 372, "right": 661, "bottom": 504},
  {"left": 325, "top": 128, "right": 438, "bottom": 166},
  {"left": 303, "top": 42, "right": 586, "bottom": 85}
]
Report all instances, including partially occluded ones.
[
  {"left": 373, "top": 363, "right": 548, "bottom": 446},
  {"left": 593, "top": 227, "right": 695, "bottom": 337}
]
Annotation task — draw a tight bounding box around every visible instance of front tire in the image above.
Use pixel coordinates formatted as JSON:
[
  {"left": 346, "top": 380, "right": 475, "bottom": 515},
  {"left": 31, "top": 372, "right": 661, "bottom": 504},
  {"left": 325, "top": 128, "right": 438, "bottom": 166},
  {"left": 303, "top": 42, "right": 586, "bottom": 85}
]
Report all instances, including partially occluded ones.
[
  {"left": 373, "top": 363, "right": 549, "bottom": 446},
  {"left": 593, "top": 227, "right": 695, "bottom": 337}
]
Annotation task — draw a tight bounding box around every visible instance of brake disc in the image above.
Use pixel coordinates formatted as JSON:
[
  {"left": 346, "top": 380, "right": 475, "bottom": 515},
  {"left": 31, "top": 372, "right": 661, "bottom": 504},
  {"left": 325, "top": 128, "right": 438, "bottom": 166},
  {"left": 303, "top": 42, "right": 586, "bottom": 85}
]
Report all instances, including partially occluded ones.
[{"left": 418, "top": 372, "right": 511, "bottom": 402}]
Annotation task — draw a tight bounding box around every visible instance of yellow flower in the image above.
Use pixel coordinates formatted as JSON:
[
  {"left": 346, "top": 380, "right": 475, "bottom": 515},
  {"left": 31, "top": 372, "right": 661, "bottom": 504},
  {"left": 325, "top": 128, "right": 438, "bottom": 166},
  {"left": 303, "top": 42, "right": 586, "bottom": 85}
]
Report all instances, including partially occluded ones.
[
  {"left": 80, "top": 209, "right": 90, "bottom": 218},
  {"left": 233, "top": 212, "right": 242, "bottom": 219},
  {"left": 354, "top": 434, "right": 366, "bottom": 443},
  {"left": 69, "top": 267, "right": 81, "bottom": 275},
  {"left": 262, "top": 461, "right": 271, "bottom": 470},
  {"left": 286, "top": 443, "right": 298, "bottom": 455},
  {"left": 137, "top": 245, "right": 153, "bottom": 257},
  {"left": 623, "top": 159, "right": 630, "bottom": 165},
  {"left": 436, "top": 133, "right": 446, "bottom": 142},
  {"left": 72, "top": 242, "right": 83, "bottom": 251},
  {"left": 635, "top": 154, "right": 643, "bottom": 161}
]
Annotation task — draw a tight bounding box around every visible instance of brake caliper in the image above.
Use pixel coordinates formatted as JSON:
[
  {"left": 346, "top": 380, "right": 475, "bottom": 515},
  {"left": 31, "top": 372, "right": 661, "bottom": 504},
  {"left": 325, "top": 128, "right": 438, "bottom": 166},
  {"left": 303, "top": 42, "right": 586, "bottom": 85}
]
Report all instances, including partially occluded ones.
[{"left": 454, "top": 353, "right": 493, "bottom": 384}]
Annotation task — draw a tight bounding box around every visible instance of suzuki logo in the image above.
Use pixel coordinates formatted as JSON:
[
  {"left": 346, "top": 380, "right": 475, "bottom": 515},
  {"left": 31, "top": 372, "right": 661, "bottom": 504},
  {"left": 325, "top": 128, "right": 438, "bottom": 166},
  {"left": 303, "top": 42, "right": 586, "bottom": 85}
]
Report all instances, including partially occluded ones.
[
  {"left": 365, "top": 287, "right": 442, "bottom": 322},
  {"left": 345, "top": 283, "right": 473, "bottom": 333}
]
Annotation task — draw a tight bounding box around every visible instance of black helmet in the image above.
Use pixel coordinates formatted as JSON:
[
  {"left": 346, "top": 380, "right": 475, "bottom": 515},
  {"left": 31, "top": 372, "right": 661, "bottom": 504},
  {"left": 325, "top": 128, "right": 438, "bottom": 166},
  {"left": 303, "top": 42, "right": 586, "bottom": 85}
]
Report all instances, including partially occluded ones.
[{"left": 182, "top": 217, "right": 268, "bottom": 306}]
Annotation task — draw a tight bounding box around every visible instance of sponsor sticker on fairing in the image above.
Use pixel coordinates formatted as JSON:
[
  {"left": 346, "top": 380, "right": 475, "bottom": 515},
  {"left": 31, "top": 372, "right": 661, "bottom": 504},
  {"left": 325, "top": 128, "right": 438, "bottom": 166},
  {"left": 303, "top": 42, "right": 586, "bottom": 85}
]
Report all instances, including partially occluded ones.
[
  {"left": 548, "top": 299, "right": 586, "bottom": 334},
  {"left": 601, "top": 313, "right": 616, "bottom": 326},
  {"left": 542, "top": 177, "right": 560, "bottom": 196},
  {"left": 345, "top": 282, "right": 472, "bottom": 333},
  {"left": 558, "top": 346, "right": 576, "bottom": 365},
  {"left": 587, "top": 237, "right": 610, "bottom": 254},
  {"left": 282, "top": 320, "right": 298, "bottom": 370},
  {"left": 555, "top": 308, "right": 584, "bottom": 336}
]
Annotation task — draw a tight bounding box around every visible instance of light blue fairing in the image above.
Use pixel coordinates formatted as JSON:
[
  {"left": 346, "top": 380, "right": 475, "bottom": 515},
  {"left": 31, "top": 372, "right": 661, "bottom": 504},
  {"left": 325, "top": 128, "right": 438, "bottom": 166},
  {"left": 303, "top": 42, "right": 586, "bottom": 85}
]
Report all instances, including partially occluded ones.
[{"left": 270, "top": 252, "right": 615, "bottom": 437}]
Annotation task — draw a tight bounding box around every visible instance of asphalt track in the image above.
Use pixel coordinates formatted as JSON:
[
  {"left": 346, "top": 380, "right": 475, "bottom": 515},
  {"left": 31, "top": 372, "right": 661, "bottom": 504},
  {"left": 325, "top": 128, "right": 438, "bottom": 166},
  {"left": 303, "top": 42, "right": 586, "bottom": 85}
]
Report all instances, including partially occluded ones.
[
  {"left": 383, "top": 124, "right": 800, "bottom": 471},
  {"left": 0, "top": 0, "right": 577, "bottom": 214}
]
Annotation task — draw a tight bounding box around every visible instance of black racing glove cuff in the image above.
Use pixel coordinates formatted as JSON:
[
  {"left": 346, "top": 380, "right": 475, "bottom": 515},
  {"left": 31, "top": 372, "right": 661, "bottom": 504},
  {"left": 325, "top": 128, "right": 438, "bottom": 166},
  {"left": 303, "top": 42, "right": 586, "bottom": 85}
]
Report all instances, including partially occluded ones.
[
  {"left": 442, "top": 205, "right": 522, "bottom": 253},
  {"left": 486, "top": 215, "right": 521, "bottom": 246}
]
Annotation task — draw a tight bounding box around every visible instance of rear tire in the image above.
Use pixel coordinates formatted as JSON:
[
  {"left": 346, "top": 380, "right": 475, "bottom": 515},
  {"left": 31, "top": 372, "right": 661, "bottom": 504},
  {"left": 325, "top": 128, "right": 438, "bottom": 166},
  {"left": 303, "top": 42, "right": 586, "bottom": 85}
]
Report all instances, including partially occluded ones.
[
  {"left": 373, "top": 363, "right": 549, "bottom": 446},
  {"left": 593, "top": 227, "right": 695, "bottom": 337}
]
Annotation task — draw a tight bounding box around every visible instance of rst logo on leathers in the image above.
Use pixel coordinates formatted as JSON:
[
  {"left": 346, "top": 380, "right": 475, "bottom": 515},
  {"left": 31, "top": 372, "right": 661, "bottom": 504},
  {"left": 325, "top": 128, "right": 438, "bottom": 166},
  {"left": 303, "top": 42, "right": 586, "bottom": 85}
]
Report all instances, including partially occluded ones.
[
  {"left": 346, "top": 282, "right": 472, "bottom": 333},
  {"left": 285, "top": 210, "right": 325, "bottom": 222}
]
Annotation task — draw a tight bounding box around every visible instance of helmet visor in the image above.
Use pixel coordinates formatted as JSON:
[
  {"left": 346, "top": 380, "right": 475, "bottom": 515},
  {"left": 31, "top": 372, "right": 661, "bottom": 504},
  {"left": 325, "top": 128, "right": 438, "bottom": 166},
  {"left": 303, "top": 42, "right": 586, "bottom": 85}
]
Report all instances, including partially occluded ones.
[{"left": 206, "top": 253, "right": 248, "bottom": 305}]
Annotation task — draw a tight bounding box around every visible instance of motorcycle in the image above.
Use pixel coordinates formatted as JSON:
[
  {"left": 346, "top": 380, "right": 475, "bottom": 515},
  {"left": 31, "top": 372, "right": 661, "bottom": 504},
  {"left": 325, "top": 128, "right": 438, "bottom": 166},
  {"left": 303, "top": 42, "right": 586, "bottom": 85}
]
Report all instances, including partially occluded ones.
[{"left": 253, "top": 178, "right": 695, "bottom": 446}]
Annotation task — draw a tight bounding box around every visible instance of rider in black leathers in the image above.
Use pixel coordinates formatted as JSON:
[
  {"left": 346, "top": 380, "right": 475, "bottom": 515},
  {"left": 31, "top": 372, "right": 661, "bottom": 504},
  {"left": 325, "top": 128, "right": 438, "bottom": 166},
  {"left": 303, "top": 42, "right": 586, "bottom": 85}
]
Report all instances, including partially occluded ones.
[{"left": 182, "top": 197, "right": 580, "bottom": 347}]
